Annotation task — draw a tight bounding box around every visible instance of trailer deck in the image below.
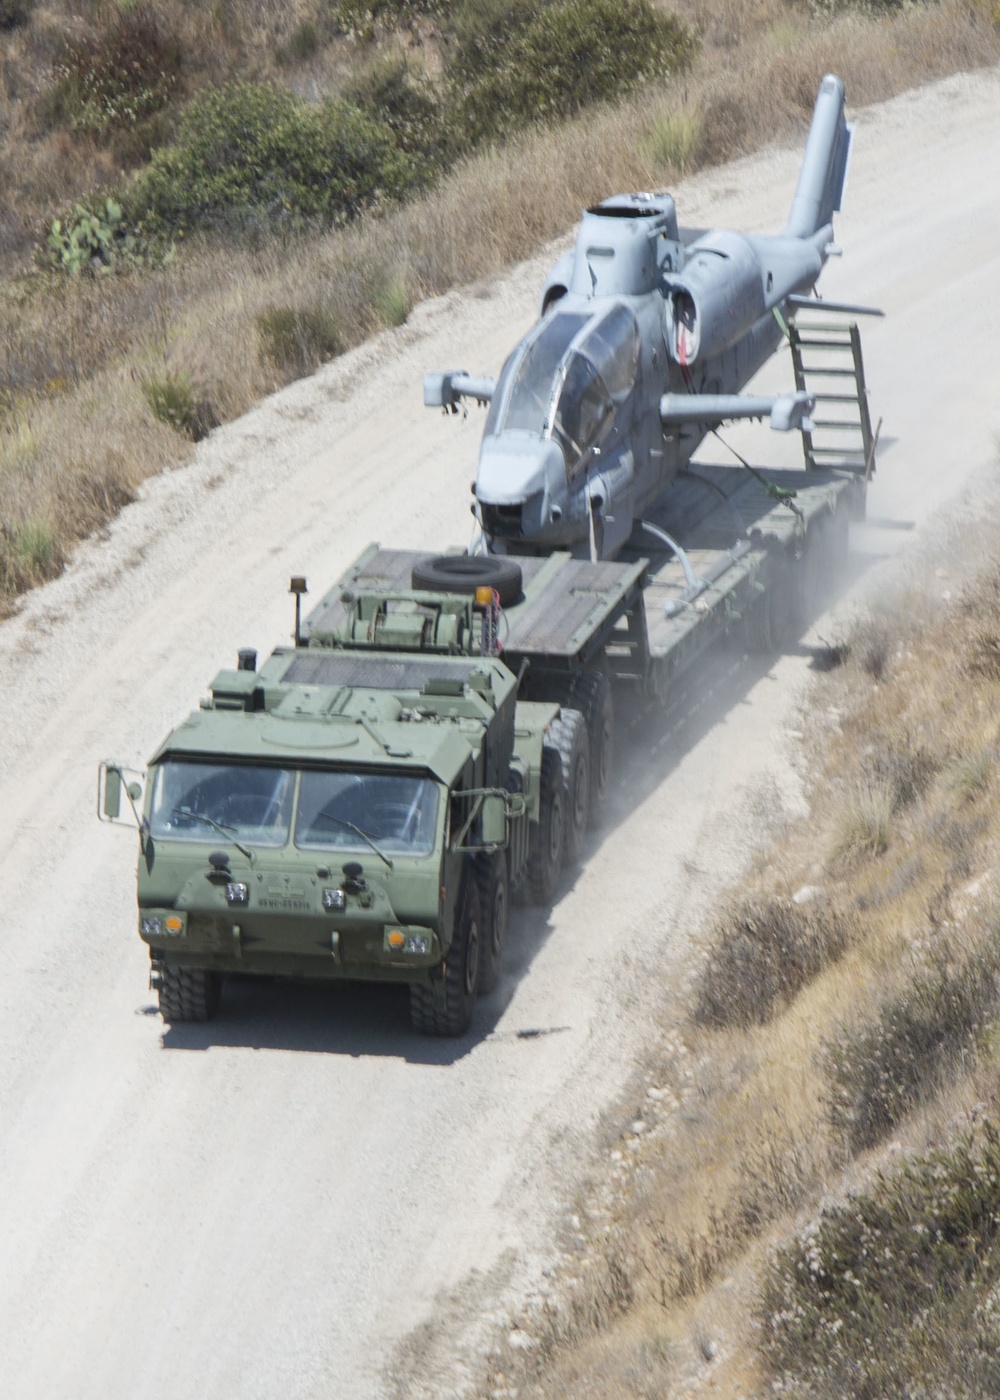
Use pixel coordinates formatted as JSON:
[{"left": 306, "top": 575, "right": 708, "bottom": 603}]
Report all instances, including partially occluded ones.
[{"left": 305, "top": 464, "right": 861, "bottom": 695}]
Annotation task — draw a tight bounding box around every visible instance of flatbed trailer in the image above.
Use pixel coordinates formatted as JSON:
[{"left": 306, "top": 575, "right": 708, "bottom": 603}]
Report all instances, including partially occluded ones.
[{"left": 305, "top": 461, "right": 863, "bottom": 701}]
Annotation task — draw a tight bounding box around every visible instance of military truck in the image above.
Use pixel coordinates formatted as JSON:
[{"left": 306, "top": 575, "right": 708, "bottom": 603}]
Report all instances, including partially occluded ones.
[{"left": 100, "top": 440, "right": 865, "bottom": 1037}]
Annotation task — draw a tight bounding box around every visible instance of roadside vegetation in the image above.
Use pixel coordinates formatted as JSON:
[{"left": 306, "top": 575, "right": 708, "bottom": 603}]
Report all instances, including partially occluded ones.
[
  {"left": 1, "top": 0, "right": 999, "bottom": 608},
  {"left": 475, "top": 512, "right": 1000, "bottom": 1397}
]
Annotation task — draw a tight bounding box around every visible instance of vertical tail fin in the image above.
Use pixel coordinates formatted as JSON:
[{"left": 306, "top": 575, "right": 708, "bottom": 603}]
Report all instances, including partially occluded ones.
[{"left": 786, "top": 74, "right": 853, "bottom": 239}]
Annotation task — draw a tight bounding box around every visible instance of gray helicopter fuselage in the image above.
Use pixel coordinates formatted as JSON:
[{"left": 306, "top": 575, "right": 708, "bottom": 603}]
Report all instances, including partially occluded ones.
[{"left": 428, "top": 75, "right": 854, "bottom": 561}]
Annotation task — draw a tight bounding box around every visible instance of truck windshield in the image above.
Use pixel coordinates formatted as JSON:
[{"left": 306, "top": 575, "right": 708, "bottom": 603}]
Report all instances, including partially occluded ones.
[
  {"left": 150, "top": 761, "right": 293, "bottom": 848},
  {"left": 295, "top": 771, "right": 439, "bottom": 857}
]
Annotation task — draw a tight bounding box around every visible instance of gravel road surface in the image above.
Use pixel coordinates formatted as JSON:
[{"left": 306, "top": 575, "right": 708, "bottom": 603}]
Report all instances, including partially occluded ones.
[{"left": 1, "top": 68, "right": 998, "bottom": 1400}]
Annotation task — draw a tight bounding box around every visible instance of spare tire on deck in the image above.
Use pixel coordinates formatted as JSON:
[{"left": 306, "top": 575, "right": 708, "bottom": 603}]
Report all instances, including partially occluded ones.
[{"left": 411, "top": 554, "right": 523, "bottom": 609}]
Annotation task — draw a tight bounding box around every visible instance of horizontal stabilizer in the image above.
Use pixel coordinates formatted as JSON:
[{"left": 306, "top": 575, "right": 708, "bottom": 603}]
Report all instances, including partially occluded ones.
[
  {"left": 788, "top": 294, "right": 885, "bottom": 317},
  {"left": 424, "top": 371, "right": 496, "bottom": 410},
  {"left": 660, "top": 390, "right": 815, "bottom": 433}
]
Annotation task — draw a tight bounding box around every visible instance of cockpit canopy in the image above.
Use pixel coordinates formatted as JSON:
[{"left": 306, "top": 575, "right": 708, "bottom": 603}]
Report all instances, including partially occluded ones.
[{"left": 484, "top": 303, "right": 640, "bottom": 478}]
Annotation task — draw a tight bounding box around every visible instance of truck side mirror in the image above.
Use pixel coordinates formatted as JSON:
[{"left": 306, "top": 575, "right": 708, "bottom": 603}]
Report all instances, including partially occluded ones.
[
  {"left": 98, "top": 762, "right": 146, "bottom": 828},
  {"left": 102, "top": 763, "right": 122, "bottom": 820},
  {"left": 481, "top": 793, "right": 507, "bottom": 847}
]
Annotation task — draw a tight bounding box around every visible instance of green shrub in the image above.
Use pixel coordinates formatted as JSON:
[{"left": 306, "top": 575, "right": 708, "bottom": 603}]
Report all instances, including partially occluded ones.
[
  {"left": 127, "top": 82, "right": 414, "bottom": 236},
  {"left": 0, "top": 0, "right": 30, "bottom": 31},
  {"left": 645, "top": 109, "right": 703, "bottom": 174},
  {"left": 143, "top": 370, "right": 218, "bottom": 440},
  {"left": 343, "top": 55, "right": 449, "bottom": 169},
  {"left": 760, "top": 1118, "right": 1000, "bottom": 1398},
  {"left": 446, "top": 0, "right": 696, "bottom": 146},
  {"left": 694, "top": 896, "right": 851, "bottom": 1030},
  {"left": 823, "top": 946, "right": 1000, "bottom": 1155},
  {"left": 50, "top": 4, "right": 182, "bottom": 139},
  {"left": 829, "top": 777, "right": 895, "bottom": 864},
  {"left": 371, "top": 275, "right": 410, "bottom": 327},
  {"left": 948, "top": 748, "right": 994, "bottom": 799},
  {"left": 331, "top": 0, "right": 449, "bottom": 40},
  {"left": 257, "top": 305, "right": 345, "bottom": 373}
]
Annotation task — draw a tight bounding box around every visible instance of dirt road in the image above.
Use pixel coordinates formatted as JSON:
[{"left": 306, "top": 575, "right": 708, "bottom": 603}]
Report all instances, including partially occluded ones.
[{"left": 1, "top": 69, "right": 998, "bottom": 1399}]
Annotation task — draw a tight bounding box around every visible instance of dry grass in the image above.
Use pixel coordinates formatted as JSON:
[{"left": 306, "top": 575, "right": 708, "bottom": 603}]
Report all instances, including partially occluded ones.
[
  {"left": 2, "top": 0, "right": 999, "bottom": 608},
  {"left": 477, "top": 503, "right": 1000, "bottom": 1398}
]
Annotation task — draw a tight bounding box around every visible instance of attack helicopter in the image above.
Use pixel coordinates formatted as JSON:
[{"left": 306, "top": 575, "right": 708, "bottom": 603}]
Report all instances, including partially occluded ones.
[{"left": 425, "top": 73, "right": 876, "bottom": 561}]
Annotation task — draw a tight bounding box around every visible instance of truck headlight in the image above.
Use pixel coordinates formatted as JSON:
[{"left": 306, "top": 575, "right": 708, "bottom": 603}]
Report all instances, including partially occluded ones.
[
  {"left": 322, "top": 887, "right": 346, "bottom": 912},
  {"left": 226, "top": 881, "right": 249, "bottom": 907}
]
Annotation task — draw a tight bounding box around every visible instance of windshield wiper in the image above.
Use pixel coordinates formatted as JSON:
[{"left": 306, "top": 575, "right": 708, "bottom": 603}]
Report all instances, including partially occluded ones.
[
  {"left": 172, "top": 806, "right": 254, "bottom": 863},
  {"left": 312, "top": 811, "right": 394, "bottom": 870}
]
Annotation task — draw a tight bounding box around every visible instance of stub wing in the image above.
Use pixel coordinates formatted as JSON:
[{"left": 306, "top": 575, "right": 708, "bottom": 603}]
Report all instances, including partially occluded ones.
[{"left": 660, "top": 390, "right": 815, "bottom": 433}]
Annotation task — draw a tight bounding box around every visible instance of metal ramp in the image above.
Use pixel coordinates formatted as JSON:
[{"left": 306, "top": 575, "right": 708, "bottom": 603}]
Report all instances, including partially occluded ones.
[{"left": 788, "top": 318, "right": 877, "bottom": 477}]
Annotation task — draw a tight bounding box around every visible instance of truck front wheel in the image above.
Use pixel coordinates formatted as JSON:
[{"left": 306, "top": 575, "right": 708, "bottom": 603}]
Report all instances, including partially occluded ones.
[
  {"left": 153, "top": 961, "right": 221, "bottom": 1024},
  {"left": 476, "top": 850, "right": 509, "bottom": 994},
  {"left": 409, "top": 874, "right": 482, "bottom": 1036},
  {"left": 527, "top": 747, "right": 565, "bottom": 905}
]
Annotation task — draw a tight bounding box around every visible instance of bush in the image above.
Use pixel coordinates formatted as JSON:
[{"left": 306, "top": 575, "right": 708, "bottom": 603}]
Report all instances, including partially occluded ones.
[
  {"left": 760, "top": 1119, "right": 1000, "bottom": 1399},
  {"left": 50, "top": 4, "right": 182, "bottom": 140},
  {"left": 332, "top": 0, "right": 449, "bottom": 40},
  {"left": 645, "top": 109, "right": 702, "bottom": 174},
  {"left": 127, "top": 82, "right": 414, "bottom": 237},
  {"left": 446, "top": 0, "right": 696, "bottom": 146},
  {"left": 0, "top": 0, "right": 30, "bottom": 31},
  {"left": 828, "top": 777, "right": 895, "bottom": 864},
  {"left": 343, "top": 55, "right": 450, "bottom": 170},
  {"left": 823, "top": 946, "right": 1000, "bottom": 1155},
  {"left": 143, "top": 370, "right": 218, "bottom": 441},
  {"left": 694, "top": 896, "right": 851, "bottom": 1029},
  {"left": 257, "top": 305, "right": 346, "bottom": 374}
]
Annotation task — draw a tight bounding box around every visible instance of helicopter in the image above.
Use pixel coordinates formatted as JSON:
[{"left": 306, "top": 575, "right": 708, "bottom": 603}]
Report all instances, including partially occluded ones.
[{"left": 425, "top": 74, "right": 876, "bottom": 562}]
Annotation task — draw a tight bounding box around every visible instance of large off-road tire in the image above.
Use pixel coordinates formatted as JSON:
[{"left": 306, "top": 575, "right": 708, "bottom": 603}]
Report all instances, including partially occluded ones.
[
  {"left": 565, "top": 670, "right": 613, "bottom": 824},
  {"left": 475, "top": 849, "right": 509, "bottom": 994},
  {"left": 745, "top": 554, "right": 794, "bottom": 653},
  {"left": 411, "top": 554, "right": 523, "bottom": 609},
  {"left": 797, "top": 500, "right": 850, "bottom": 628},
  {"left": 154, "top": 961, "right": 221, "bottom": 1024},
  {"left": 527, "top": 746, "right": 565, "bottom": 905},
  {"left": 548, "top": 708, "right": 590, "bottom": 867},
  {"left": 409, "top": 871, "right": 481, "bottom": 1036}
]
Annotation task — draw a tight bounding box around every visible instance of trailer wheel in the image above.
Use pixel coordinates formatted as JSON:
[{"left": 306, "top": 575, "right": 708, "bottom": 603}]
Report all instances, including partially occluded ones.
[
  {"left": 409, "top": 873, "right": 481, "bottom": 1036},
  {"left": 476, "top": 849, "right": 509, "bottom": 993},
  {"left": 799, "top": 500, "right": 850, "bottom": 625},
  {"left": 411, "top": 554, "right": 523, "bottom": 608},
  {"left": 745, "top": 556, "right": 794, "bottom": 653},
  {"left": 527, "top": 746, "right": 565, "bottom": 904},
  {"left": 154, "top": 961, "right": 221, "bottom": 1024},
  {"left": 548, "top": 708, "right": 590, "bottom": 867}
]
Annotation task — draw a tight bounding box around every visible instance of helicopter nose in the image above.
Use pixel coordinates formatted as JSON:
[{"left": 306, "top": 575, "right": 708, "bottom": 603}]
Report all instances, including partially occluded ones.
[{"left": 476, "top": 436, "right": 565, "bottom": 537}]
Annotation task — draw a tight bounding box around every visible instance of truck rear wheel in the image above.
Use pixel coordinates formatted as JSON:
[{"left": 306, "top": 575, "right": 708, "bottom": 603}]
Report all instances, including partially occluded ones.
[
  {"left": 564, "top": 670, "right": 613, "bottom": 824},
  {"left": 409, "top": 874, "right": 481, "bottom": 1036},
  {"left": 548, "top": 708, "right": 590, "bottom": 867},
  {"left": 527, "top": 746, "right": 565, "bottom": 905},
  {"left": 476, "top": 850, "right": 509, "bottom": 994},
  {"left": 154, "top": 961, "right": 221, "bottom": 1024}
]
